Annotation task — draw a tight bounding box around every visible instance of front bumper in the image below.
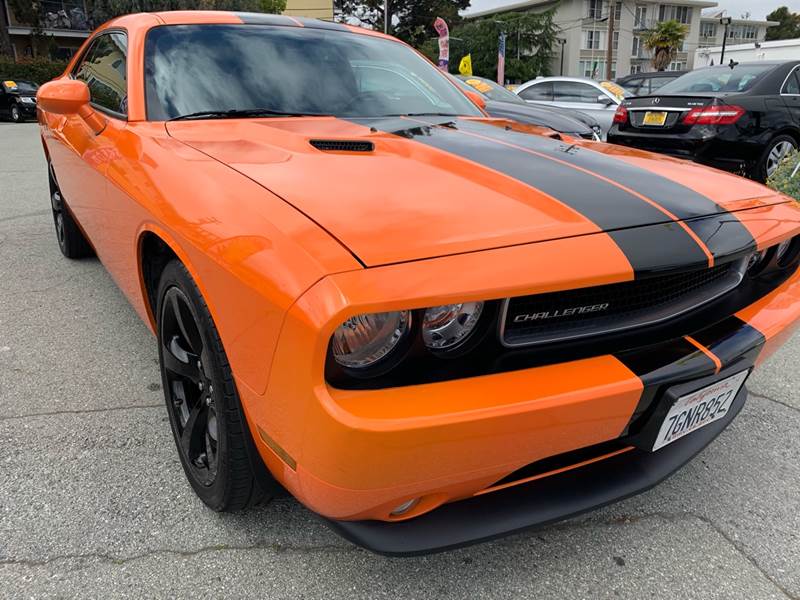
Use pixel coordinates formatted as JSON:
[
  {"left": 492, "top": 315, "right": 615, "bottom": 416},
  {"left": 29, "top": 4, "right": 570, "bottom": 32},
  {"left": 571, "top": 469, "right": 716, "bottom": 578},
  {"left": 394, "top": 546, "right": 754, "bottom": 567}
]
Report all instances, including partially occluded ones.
[
  {"left": 329, "top": 376, "right": 747, "bottom": 556},
  {"left": 239, "top": 204, "right": 800, "bottom": 553}
]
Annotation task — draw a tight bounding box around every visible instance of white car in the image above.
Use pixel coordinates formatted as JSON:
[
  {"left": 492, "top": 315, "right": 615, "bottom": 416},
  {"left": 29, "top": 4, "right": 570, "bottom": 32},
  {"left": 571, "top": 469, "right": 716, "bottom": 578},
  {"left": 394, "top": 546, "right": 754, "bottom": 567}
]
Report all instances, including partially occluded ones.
[{"left": 514, "top": 76, "right": 628, "bottom": 136}]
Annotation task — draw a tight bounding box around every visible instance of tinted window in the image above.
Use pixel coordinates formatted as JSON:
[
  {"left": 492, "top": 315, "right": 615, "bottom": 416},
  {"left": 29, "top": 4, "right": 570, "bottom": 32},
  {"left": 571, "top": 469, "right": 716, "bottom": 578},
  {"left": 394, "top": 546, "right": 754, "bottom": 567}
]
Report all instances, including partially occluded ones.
[
  {"left": 782, "top": 69, "right": 800, "bottom": 95},
  {"left": 519, "top": 82, "right": 553, "bottom": 101},
  {"left": 623, "top": 78, "right": 643, "bottom": 94},
  {"left": 144, "top": 25, "right": 481, "bottom": 121},
  {"left": 649, "top": 77, "right": 676, "bottom": 92},
  {"left": 658, "top": 64, "right": 773, "bottom": 94},
  {"left": 74, "top": 32, "right": 128, "bottom": 116},
  {"left": 553, "top": 81, "right": 603, "bottom": 103}
]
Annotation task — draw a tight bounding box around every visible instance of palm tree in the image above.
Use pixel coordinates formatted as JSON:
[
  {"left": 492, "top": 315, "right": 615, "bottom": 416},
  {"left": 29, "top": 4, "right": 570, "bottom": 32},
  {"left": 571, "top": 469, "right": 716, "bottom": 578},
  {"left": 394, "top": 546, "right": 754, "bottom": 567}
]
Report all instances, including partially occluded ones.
[{"left": 643, "top": 20, "right": 689, "bottom": 71}]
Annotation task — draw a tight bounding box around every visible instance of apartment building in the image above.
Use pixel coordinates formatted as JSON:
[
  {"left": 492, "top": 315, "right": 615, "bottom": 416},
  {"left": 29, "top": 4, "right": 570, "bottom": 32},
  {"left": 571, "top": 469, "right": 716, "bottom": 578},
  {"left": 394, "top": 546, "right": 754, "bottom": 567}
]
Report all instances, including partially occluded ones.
[
  {"left": 1, "top": 0, "right": 333, "bottom": 61},
  {"left": 698, "top": 10, "right": 777, "bottom": 50},
  {"left": 465, "top": 0, "right": 776, "bottom": 79}
]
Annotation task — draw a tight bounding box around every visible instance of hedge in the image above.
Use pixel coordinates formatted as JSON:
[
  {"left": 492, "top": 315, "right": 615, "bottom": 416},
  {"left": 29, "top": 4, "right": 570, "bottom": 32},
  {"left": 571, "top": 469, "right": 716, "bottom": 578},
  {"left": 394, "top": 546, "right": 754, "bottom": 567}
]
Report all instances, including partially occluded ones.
[
  {"left": 767, "top": 150, "right": 800, "bottom": 201},
  {"left": 0, "top": 58, "right": 68, "bottom": 85}
]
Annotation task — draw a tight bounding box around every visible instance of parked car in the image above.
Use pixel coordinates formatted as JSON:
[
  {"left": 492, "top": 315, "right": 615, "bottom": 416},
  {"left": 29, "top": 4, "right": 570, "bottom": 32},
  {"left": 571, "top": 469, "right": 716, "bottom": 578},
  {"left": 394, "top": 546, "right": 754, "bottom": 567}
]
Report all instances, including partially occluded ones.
[
  {"left": 37, "top": 12, "right": 800, "bottom": 556},
  {"left": 0, "top": 79, "right": 38, "bottom": 122},
  {"left": 615, "top": 70, "right": 687, "bottom": 97},
  {"left": 454, "top": 75, "right": 602, "bottom": 140},
  {"left": 608, "top": 61, "right": 800, "bottom": 181},
  {"left": 514, "top": 76, "right": 628, "bottom": 135}
]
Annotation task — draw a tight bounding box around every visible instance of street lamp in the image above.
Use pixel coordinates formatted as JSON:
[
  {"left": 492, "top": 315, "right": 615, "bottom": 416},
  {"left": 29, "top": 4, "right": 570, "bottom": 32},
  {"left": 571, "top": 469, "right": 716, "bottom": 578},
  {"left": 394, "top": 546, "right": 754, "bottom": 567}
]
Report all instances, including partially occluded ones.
[
  {"left": 557, "top": 38, "right": 567, "bottom": 75},
  {"left": 720, "top": 16, "right": 733, "bottom": 64}
]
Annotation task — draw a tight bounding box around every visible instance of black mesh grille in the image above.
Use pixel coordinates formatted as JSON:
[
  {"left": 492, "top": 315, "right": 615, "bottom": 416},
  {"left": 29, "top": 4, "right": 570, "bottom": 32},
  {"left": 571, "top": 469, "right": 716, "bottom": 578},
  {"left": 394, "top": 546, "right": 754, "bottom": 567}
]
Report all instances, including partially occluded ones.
[
  {"left": 502, "top": 262, "right": 743, "bottom": 347},
  {"left": 310, "top": 139, "right": 374, "bottom": 152}
]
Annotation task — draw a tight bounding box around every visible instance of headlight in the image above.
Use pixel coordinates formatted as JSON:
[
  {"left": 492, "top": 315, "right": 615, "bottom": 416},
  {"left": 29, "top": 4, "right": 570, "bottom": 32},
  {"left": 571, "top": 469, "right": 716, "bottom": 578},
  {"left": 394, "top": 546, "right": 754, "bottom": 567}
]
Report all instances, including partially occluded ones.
[
  {"left": 331, "top": 310, "right": 411, "bottom": 369},
  {"left": 746, "top": 249, "right": 769, "bottom": 275},
  {"left": 422, "top": 302, "right": 484, "bottom": 351}
]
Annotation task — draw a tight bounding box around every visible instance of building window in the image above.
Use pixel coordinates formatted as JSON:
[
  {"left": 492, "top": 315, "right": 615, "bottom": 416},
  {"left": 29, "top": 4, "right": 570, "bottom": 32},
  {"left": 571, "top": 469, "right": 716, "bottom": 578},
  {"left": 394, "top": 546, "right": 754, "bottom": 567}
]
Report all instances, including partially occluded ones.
[
  {"left": 700, "top": 22, "right": 717, "bottom": 38},
  {"left": 613, "top": 31, "right": 619, "bottom": 50},
  {"left": 583, "top": 29, "right": 604, "bottom": 50},
  {"left": 614, "top": 2, "right": 622, "bottom": 21},
  {"left": 668, "top": 61, "right": 687, "bottom": 71},
  {"left": 578, "top": 60, "right": 616, "bottom": 79},
  {"left": 586, "top": 0, "right": 604, "bottom": 20},
  {"left": 730, "top": 25, "right": 757, "bottom": 40},
  {"left": 659, "top": 5, "right": 692, "bottom": 24},
  {"left": 630, "top": 64, "right": 643, "bottom": 74},
  {"left": 632, "top": 35, "right": 646, "bottom": 57},
  {"left": 635, "top": 5, "right": 647, "bottom": 28}
]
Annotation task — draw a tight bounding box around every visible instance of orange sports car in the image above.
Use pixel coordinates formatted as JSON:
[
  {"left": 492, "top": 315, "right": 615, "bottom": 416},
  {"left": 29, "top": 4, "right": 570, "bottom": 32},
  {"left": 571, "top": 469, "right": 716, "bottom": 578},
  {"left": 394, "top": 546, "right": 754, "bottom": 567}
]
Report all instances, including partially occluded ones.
[{"left": 37, "top": 11, "right": 800, "bottom": 555}]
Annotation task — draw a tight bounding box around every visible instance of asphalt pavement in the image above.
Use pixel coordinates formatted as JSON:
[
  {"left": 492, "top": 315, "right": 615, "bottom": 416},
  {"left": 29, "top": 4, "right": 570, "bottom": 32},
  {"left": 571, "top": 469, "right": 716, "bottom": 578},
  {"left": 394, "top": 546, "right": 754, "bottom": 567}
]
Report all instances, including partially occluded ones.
[{"left": 1, "top": 121, "right": 798, "bottom": 599}]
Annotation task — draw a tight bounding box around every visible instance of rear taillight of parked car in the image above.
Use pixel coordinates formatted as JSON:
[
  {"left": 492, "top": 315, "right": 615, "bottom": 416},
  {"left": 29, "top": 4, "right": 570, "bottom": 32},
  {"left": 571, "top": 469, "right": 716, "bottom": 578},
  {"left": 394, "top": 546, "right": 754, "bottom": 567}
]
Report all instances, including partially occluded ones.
[
  {"left": 613, "top": 105, "right": 628, "bottom": 124},
  {"left": 682, "top": 105, "right": 745, "bottom": 126}
]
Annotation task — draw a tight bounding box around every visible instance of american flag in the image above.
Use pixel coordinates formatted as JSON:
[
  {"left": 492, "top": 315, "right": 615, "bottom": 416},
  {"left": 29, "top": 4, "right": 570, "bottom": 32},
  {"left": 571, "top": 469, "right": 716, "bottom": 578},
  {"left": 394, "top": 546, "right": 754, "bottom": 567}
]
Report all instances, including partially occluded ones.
[{"left": 497, "top": 33, "right": 506, "bottom": 85}]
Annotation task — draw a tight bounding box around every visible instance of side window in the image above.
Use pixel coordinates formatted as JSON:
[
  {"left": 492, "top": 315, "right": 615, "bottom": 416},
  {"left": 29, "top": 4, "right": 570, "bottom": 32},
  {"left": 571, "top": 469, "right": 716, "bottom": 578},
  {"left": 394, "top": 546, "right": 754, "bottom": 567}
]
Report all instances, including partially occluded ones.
[
  {"left": 519, "top": 82, "right": 553, "bottom": 101},
  {"left": 649, "top": 78, "right": 672, "bottom": 93},
  {"left": 625, "top": 78, "right": 643, "bottom": 95},
  {"left": 74, "top": 32, "right": 128, "bottom": 116},
  {"left": 553, "top": 81, "right": 604, "bottom": 103},
  {"left": 782, "top": 69, "right": 800, "bottom": 95}
]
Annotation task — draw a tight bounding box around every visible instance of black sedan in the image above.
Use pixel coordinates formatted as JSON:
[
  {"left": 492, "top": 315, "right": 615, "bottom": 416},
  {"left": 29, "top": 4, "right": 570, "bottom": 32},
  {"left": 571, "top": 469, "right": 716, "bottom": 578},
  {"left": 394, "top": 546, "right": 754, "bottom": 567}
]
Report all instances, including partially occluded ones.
[
  {"left": 608, "top": 61, "right": 800, "bottom": 181},
  {"left": 454, "top": 75, "right": 602, "bottom": 140},
  {"left": 0, "top": 79, "right": 38, "bottom": 122}
]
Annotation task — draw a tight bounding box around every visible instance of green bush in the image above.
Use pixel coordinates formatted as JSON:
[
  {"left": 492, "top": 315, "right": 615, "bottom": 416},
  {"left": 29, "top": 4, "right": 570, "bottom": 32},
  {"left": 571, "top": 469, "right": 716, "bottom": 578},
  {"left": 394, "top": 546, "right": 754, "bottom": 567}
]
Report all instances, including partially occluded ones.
[
  {"left": 767, "top": 150, "right": 800, "bottom": 201},
  {"left": 0, "top": 57, "right": 69, "bottom": 85}
]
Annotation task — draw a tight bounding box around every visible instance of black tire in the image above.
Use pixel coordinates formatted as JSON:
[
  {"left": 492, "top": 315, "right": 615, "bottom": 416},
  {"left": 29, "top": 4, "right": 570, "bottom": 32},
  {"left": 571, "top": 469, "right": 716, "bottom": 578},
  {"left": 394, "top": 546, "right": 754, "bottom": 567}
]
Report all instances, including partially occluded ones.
[
  {"left": 10, "top": 105, "right": 21, "bottom": 123},
  {"left": 156, "top": 260, "right": 270, "bottom": 511},
  {"left": 48, "top": 163, "right": 94, "bottom": 259},
  {"left": 756, "top": 134, "right": 797, "bottom": 182}
]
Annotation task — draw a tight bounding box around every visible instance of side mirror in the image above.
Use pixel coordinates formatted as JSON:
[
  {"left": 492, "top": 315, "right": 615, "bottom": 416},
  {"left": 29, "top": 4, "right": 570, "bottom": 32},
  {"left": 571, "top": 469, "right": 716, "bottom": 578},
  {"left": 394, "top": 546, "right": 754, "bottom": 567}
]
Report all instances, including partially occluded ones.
[
  {"left": 464, "top": 89, "right": 487, "bottom": 112},
  {"left": 598, "top": 94, "right": 615, "bottom": 107},
  {"left": 37, "top": 79, "right": 106, "bottom": 134}
]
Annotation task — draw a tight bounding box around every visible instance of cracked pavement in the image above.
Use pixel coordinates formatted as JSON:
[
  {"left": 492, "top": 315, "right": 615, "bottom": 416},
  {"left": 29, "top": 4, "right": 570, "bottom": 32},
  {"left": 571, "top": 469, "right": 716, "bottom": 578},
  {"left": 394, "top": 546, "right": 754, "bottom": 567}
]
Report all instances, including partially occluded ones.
[{"left": 1, "top": 122, "right": 799, "bottom": 599}]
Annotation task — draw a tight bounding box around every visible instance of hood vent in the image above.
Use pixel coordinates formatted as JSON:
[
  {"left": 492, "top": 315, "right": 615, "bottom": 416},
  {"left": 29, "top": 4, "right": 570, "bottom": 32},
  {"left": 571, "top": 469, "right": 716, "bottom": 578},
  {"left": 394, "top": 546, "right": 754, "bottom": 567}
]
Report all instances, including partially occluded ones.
[{"left": 310, "top": 139, "right": 374, "bottom": 152}]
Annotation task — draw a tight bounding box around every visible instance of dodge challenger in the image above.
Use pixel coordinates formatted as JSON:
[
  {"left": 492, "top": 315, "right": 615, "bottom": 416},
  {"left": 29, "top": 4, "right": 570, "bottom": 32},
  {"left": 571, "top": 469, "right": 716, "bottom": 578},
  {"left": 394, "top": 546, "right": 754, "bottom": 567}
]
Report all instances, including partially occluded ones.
[{"left": 37, "top": 11, "right": 800, "bottom": 556}]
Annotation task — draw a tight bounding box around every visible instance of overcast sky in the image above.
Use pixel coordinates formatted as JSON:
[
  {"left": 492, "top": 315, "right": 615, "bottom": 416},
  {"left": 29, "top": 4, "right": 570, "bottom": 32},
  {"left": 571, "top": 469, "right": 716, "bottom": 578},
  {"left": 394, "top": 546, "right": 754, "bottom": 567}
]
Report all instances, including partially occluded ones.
[{"left": 464, "top": 0, "right": 800, "bottom": 20}]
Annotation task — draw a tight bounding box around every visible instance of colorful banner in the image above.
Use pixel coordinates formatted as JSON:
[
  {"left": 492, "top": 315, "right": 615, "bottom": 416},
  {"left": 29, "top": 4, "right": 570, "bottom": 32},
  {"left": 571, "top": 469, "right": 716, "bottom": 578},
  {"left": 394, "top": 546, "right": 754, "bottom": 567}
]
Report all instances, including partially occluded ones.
[
  {"left": 434, "top": 17, "right": 449, "bottom": 71},
  {"left": 497, "top": 32, "right": 506, "bottom": 85},
  {"left": 459, "top": 54, "right": 473, "bottom": 76}
]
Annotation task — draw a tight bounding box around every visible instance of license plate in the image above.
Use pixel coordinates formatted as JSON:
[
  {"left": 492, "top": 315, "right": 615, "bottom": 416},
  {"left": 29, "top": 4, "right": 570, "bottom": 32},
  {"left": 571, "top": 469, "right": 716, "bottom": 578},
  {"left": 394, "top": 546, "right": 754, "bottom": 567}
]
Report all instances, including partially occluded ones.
[
  {"left": 653, "top": 370, "right": 748, "bottom": 451},
  {"left": 643, "top": 111, "right": 668, "bottom": 126}
]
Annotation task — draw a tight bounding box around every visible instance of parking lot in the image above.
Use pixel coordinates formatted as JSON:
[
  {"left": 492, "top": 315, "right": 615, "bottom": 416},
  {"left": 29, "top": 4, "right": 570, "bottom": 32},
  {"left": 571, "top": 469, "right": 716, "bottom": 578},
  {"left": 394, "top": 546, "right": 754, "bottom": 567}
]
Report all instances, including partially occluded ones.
[{"left": 0, "top": 120, "right": 799, "bottom": 599}]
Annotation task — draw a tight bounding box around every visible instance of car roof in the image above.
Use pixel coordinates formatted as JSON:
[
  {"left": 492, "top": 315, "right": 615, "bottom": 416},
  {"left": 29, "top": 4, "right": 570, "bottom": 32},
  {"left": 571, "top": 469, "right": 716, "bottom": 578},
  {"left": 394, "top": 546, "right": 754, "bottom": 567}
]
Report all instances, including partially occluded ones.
[
  {"left": 523, "top": 76, "right": 605, "bottom": 85},
  {"left": 618, "top": 71, "right": 686, "bottom": 80}
]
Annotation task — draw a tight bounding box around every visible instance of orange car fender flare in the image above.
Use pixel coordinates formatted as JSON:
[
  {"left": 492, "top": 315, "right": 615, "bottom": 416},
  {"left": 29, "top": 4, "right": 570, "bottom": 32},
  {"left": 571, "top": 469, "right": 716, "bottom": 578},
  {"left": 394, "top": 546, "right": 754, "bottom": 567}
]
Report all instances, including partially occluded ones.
[{"left": 135, "top": 222, "right": 220, "bottom": 336}]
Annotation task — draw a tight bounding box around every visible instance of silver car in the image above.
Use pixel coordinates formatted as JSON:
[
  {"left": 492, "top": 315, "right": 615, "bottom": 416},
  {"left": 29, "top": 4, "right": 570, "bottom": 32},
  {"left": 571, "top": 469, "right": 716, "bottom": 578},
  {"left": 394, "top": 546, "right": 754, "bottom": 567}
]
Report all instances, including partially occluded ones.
[{"left": 514, "top": 76, "right": 628, "bottom": 136}]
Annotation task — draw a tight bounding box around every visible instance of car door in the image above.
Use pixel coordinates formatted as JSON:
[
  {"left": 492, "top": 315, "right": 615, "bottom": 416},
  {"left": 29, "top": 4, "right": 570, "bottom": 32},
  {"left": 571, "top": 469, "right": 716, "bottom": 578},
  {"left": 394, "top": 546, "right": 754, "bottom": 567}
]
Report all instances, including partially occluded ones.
[
  {"left": 46, "top": 31, "right": 128, "bottom": 254},
  {"left": 551, "top": 81, "right": 618, "bottom": 133},
  {"left": 781, "top": 65, "right": 800, "bottom": 126}
]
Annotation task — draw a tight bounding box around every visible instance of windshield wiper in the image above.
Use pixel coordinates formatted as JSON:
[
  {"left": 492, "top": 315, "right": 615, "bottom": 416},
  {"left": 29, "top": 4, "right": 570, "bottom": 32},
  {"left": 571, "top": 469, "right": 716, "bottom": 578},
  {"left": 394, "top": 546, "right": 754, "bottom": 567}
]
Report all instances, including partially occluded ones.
[{"left": 169, "top": 108, "right": 332, "bottom": 121}]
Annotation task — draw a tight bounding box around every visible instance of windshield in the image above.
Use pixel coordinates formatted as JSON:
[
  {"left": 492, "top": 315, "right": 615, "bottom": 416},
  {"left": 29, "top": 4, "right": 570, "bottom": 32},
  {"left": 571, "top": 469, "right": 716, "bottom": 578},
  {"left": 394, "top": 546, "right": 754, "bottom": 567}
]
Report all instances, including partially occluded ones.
[
  {"left": 144, "top": 25, "right": 481, "bottom": 120},
  {"left": 657, "top": 64, "right": 773, "bottom": 94},
  {"left": 456, "top": 76, "right": 525, "bottom": 104},
  {"left": 2, "top": 80, "right": 38, "bottom": 93}
]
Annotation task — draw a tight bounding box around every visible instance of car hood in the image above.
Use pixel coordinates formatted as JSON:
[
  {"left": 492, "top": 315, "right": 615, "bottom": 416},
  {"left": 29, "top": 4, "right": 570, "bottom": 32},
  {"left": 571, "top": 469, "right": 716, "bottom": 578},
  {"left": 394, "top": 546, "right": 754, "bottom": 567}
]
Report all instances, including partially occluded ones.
[
  {"left": 484, "top": 100, "right": 592, "bottom": 135},
  {"left": 167, "top": 116, "right": 784, "bottom": 267}
]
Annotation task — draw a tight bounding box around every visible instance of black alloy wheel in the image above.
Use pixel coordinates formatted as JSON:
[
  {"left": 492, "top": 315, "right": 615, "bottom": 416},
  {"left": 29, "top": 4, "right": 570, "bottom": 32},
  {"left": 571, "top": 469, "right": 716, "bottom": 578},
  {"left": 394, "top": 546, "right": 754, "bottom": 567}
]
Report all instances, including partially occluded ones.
[{"left": 156, "top": 260, "right": 270, "bottom": 510}]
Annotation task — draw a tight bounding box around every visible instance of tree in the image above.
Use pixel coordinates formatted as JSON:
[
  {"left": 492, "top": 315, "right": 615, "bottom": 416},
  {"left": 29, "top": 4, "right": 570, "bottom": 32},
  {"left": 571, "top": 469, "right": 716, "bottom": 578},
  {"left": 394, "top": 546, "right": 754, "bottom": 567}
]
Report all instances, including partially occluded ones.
[
  {"left": 7, "top": 0, "right": 45, "bottom": 56},
  {"left": 766, "top": 6, "right": 800, "bottom": 41},
  {"left": 86, "top": 0, "right": 286, "bottom": 26},
  {"left": 419, "top": 10, "right": 558, "bottom": 83},
  {"left": 0, "top": 2, "right": 14, "bottom": 57},
  {"left": 643, "top": 19, "right": 688, "bottom": 72},
  {"left": 335, "top": 0, "right": 469, "bottom": 48}
]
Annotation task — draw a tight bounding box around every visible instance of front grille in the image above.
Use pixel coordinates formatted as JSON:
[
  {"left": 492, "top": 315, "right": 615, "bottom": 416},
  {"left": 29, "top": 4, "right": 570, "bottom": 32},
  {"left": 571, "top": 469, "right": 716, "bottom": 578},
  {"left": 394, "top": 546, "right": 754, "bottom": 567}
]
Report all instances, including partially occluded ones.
[{"left": 501, "top": 260, "right": 746, "bottom": 348}]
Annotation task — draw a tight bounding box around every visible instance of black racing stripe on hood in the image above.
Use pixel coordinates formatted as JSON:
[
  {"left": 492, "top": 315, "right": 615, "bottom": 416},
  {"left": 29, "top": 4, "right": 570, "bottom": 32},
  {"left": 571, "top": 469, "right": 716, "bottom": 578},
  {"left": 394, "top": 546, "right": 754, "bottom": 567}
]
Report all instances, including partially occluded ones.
[
  {"left": 352, "top": 117, "right": 709, "bottom": 275},
  {"left": 453, "top": 119, "right": 757, "bottom": 260}
]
